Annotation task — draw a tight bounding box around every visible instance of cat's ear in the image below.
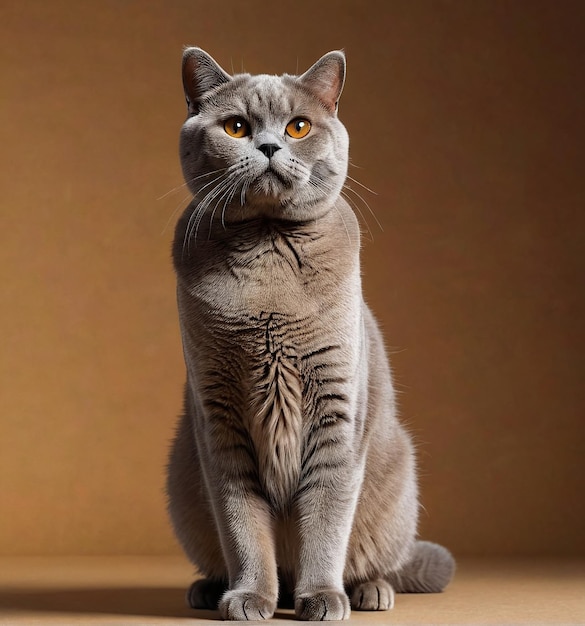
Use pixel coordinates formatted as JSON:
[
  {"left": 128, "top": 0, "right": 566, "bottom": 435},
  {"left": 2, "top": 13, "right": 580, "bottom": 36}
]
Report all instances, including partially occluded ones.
[
  {"left": 182, "top": 47, "right": 232, "bottom": 115},
  {"left": 299, "top": 51, "right": 346, "bottom": 114}
]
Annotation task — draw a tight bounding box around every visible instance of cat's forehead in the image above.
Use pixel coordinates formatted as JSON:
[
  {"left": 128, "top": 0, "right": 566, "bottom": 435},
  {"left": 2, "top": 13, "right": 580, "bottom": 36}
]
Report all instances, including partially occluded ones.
[{"left": 205, "top": 74, "right": 314, "bottom": 119}]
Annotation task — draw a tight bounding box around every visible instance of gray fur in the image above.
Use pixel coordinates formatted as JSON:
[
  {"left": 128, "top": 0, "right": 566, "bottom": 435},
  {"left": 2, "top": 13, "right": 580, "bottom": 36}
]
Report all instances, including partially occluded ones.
[{"left": 166, "top": 47, "right": 455, "bottom": 621}]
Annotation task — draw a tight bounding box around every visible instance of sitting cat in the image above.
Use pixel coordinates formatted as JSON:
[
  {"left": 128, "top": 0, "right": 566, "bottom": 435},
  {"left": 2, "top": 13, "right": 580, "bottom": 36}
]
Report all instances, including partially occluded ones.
[{"left": 166, "top": 47, "right": 455, "bottom": 621}]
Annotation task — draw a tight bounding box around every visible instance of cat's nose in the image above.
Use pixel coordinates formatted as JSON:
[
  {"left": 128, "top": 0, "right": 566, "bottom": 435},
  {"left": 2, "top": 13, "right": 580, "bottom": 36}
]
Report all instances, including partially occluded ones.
[{"left": 258, "top": 143, "right": 281, "bottom": 159}]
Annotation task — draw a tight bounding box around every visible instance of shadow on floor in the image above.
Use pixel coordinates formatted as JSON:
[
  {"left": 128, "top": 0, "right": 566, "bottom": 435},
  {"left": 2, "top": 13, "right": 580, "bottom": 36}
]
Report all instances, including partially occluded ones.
[{"left": 0, "top": 587, "right": 216, "bottom": 620}]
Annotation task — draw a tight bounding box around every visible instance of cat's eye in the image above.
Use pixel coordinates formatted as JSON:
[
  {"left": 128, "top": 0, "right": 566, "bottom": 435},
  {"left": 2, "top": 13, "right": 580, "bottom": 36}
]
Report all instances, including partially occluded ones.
[
  {"left": 285, "top": 118, "right": 311, "bottom": 139},
  {"left": 224, "top": 117, "right": 250, "bottom": 138}
]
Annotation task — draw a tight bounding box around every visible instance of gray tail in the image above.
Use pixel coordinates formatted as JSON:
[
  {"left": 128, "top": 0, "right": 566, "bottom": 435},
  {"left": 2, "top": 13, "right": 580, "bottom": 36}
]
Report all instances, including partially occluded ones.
[{"left": 388, "top": 541, "right": 455, "bottom": 593}]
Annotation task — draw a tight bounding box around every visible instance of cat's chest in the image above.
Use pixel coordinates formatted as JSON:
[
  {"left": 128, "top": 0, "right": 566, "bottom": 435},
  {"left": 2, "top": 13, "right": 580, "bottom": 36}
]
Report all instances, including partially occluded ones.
[
  {"left": 178, "top": 223, "right": 360, "bottom": 367},
  {"left": 178, "top": 229, "right": 359, "bottom": 508},
  {"left": 192, "top": 231, "right": 334, "bottom": 317}
]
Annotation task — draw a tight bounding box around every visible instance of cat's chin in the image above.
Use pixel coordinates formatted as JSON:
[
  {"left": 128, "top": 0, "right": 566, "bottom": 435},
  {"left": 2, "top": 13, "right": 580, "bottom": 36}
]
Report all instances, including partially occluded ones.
[
  {"left": 236, "top": 198, "right": 331, "bottom": 225},
  {"left": 239, "top": 173, "right": 331, "bottom": 222},
  {"left": 253, "top": 170, "right": 291, "bottom": 198}
]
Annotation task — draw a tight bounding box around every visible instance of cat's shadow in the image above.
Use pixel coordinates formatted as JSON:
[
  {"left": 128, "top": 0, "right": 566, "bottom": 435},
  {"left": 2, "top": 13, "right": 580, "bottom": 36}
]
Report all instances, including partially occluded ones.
[
  {"left": 0, "top": 586, "right": 296, "bottom": 621},
  {"left": 0, "top": 586, "right": 206, "bottom": 619}
]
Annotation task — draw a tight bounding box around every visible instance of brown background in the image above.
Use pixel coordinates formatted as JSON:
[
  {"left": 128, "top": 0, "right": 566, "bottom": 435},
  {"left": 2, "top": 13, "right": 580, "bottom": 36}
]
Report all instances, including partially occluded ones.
[{"left": 1, "top": 0, "right": 584, "bottom": 557}]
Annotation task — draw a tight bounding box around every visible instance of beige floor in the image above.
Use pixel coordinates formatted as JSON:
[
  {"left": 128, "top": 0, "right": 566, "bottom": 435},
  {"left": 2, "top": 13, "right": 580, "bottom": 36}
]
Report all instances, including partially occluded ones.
[{"left": 0, "top": 557, "right": 583, "bottom": 625}]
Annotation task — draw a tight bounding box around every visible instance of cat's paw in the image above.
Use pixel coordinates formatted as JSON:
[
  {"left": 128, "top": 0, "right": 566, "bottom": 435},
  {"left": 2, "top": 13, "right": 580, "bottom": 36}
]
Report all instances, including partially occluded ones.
[
  {"left": 186, "top": 578, "right": 226, "bottom": 609},
  {"left": 295, "top": 589, "right": 350, "bottom": 621},
  {"left": 219, "top": 589, "right": 276, "bottom": 620},
  {"left": 350, "top": 579, "right": 395, "bottom": 611}
]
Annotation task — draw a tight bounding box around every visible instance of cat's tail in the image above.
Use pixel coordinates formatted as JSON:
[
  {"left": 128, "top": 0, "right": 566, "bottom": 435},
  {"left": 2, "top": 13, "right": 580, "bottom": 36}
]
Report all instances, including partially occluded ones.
[{"left": 388, "top": 541, "right": 455, "bottom": 593}]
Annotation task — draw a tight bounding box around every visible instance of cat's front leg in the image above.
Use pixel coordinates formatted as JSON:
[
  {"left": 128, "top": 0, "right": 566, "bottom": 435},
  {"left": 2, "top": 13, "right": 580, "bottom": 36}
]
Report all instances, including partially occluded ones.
[
  {"left": 293, "top": 429, "right": 361, "bottom": 621},
  {"left": 200, "top": 424, "right": 278, "bottom": 620},
  {"left": 215, "top": 496, "right": 277, "bottom": 620}
]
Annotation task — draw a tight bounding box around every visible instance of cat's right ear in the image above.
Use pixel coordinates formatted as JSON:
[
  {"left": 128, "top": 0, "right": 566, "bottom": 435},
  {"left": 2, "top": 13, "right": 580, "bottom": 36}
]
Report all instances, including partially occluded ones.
[
  {"left": 182, "top": 47, "right": 232, "bottom": 115},
  {"left": 299, "top": 51, "right": 346, "bottom": 114}
]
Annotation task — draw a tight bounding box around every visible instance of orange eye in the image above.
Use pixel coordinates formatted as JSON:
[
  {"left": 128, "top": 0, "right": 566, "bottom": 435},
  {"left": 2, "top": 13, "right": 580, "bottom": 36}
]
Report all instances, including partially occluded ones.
[
  {"left": 224, "top": 117, "right": 250, "bottom": 138},
  {"left": 285, "top": 118, "right": 311, "bottom": 139}
]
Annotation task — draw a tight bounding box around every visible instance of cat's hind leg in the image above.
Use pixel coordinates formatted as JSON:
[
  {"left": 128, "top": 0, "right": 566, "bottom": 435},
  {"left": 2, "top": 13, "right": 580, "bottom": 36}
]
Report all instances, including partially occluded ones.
[
  {"left": 347, "top": 540, "right": 454, "bottom": 611},
  {"left": 349, "top": 578, "right": 395, "bottom": 611},
  {"left": 346, "top": 541, "right": 454, "bottom": 612},
  {"left": 166, "top": 407, "right": 228, "bottom": 594},
  {"left": 187, "top": 578, "right": 227, "bottom": 609}
]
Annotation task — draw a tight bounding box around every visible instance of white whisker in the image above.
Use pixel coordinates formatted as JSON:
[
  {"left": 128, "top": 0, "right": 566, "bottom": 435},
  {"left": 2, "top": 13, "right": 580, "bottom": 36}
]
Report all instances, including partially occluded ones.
[
  {"left": 343, "top": 183, "right": 383, "bottom": 233},
  {"left": 161, "top": 191, "right": 193, "bottom": 236},
  {"left": 157, "top": 168, "right": 227, "bottom": 201},
  {"left": 182, "top": 172, "right": 232, "bottom": 256},
  {"left": 345, "top": 174, "right": 377, "bottom": 195},
  {"left": 207, "top": 176, "right": 244, "bottom": 238},
  {"left": 339, "top": 189, "right": 374, "bottom": 242},
  {"left": 157, "top": 181, "right": 190, "bottom": 201},
  {"left": 190, "top": 176, "right": 234, "bottom": 248},
  {"left": 334, "top": 205, "right": 352, "bottom": 246}
]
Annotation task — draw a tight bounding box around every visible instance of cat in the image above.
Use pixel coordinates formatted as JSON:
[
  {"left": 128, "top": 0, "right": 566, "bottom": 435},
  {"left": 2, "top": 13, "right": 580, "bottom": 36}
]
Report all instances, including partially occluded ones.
[{"left": 166, "top": 47, "right": 455, "bottom": 621}]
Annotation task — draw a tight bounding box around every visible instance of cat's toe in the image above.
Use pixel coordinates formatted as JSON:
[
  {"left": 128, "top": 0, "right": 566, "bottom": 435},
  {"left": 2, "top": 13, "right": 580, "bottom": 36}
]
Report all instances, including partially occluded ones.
[
  {"left": 186, "top": 578, "right": 226, "bottom": 609},
  {"left": 219, "top": 589, "right": 276, "bottom": 620},
  {"left": 295, "top": 589, "right": 350, "bottom": 621},
  {"left": 350, "top": 579, "right": 394, "bottom": 611}
]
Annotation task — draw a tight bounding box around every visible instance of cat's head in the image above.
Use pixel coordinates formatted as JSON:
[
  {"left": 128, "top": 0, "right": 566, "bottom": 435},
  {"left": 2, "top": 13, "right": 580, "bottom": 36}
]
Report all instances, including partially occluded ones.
[{"left": 179, "top": 48, "right": 349, "bottom": 224}]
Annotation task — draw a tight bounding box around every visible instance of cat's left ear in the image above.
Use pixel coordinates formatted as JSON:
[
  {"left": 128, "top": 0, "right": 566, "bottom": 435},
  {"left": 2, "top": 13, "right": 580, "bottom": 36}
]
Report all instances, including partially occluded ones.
[
  {"left": 182, "top": 47, "right": 232, "bottom": 115},
  {"left": 299, "top": 51, "right": 346, "bottom": 114}
]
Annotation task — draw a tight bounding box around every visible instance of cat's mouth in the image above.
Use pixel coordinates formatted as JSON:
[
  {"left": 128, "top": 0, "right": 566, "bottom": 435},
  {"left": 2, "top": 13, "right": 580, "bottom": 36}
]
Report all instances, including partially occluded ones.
[
  {"left": 252, "top": 166, "right": 292, "bottom": 199},
  {"left": 264, "top": 166, "right": 290, "bottom": 188}
]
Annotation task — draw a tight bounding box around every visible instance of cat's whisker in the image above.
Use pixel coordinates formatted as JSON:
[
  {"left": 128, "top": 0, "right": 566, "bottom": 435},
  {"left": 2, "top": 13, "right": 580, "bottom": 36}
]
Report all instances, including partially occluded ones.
[
  {"left": 306, "top": 174, "right": 372, "bottom": 243},
  {"left": 240, "top": 177, "right": 252, "bottom": 207},
  {"left": 207, "top": 175, "right": 244, "bottom": 237},
  {"left": 183, "top": 172, "right": 231, "bottom": 256},
  {"left": 279, "top": 160, "right": 310, "bottom": 183},
  {"left": 157, "top": 180, "right": 190, "bottom": 201},
  {"left": 207, "top": 186, "right": 231, "bottom": 238},
  {"left": 338, "top": 212, "right": 352, "bottom": 246},
  {"left": 339, "top": 189, "right": 374, "bottom": 242},
  {"left": 219, "top": 180, "right": 240, "bottom": 227},
  {"left": 191, "top": 176, "right": 236, "bottom": 247},
  {"left": 220, "top": 177, "right": 246, "bottom": 230},
  {"left": 183, "top": 163, "right": 252, "bottom": 253},
  {"left": 161, "top": 191, "right": 194, "bottom": 236},
  {"left": 184, "top": 201, "right": 209, "bottom": 255},
  {"left": 187, "top": 167, "right": 229, "bottom": 187},
  {"left": 157, "top": 168, "right": 228, "bottom": 201},
  {"left": 192, "top": 167, "right": 246, "bottom": 244},
  {"left": 343, "top": 184, "right": 383, "bottom": 233},
  {"left": 345, "top": 174, "right": 378, "bottom": 196},
  {"left": 183, "top": 173, "right": 230, "bottom": 253},
  {"left": 309, "top": 171, "right": 382, "bottom": 237},
  {"left": 308, "top": 175, "right": 340, "bottom": 200},
  {"left": 332, "top": 204, "right": 352, "bottom": 246},
  {"left": 183, "top": 200, "right": 210, "bottom": 254}
]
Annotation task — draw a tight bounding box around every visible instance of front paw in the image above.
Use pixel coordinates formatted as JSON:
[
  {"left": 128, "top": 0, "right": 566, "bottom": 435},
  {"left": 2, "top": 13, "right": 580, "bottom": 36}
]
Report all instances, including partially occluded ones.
[
  {"left": 295, "top": 589, "right": 350, "bottom": 621},
  {"left": 219, "top": 589, "right": 276, "bottom": 620}
]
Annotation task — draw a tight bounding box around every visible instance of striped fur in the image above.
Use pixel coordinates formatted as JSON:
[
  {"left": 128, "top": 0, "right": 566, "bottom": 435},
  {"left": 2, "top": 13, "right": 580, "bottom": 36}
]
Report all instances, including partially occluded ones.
[{"left": 166, "top": 48, "right": 454, "bottom": 621}]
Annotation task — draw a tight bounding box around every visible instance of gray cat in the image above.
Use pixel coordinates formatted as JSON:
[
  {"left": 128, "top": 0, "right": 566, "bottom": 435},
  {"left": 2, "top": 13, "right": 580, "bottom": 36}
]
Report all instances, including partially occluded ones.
[{"left": 166, "top": 47, "right": 455, "bottom": 621}]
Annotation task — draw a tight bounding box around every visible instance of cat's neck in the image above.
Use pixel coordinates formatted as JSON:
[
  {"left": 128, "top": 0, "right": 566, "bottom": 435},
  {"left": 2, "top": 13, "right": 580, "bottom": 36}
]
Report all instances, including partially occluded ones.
[
  {"left": 174, "top": 197, "right": 359, "bottom": 268},
  {"left": 174, "top": 198, "right": 361, "bottom": 319}
]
